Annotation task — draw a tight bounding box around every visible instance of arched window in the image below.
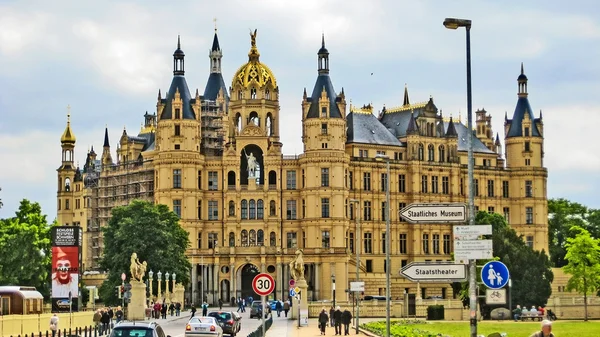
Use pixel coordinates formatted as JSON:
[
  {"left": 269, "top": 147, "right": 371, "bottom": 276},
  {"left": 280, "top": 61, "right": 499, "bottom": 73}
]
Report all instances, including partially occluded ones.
[
  {"left": 229, "top": 232, "right": 235, "bottom": 247},
  {"left": 266, "top": 114, "right": 273, "bottom": 136},
  {"left": 257, "top": 230, "right": 264, "bottom": 246},
  {"left": 257, "top": 199, "right": 264, "bottom": 219},
  {"left": 428, "top": 144, "right": 434, "bottom": 161},
  {"left": 227, "top": 171, "right": 236, "bottom": 187},
  {"left": 269, "top": 200, "right": 276, "bottom": 216},
  {"left": 236, "top": 113, "right": 242, "bottom": 133},
  {"left": 249, "top": 111, "right": 260, "bottom": 126},
  {"left": 270, "top": 232, "right": 276, "bottom": 246},
  {"left": 249, "top": 199, "right": 256, "bottom": 219},
  {"left": 65, "top": 178, "right": 71, "bottom": 192},
  {"left": 249, "top": 229, "right": 257, "bottom": 246},
  {"left": 238, "top": 90, "right": 243, "bottom": 100},
  {"left": 250, "top": 88, "right": 257, "bottom": 99},
  {"left": 418, "top": 144, "right": 424, "bottom": 161},
  {"left": 439, "top": 145, "right": 445, "bottom": 163},
  {"left": 268, "top": 170, "right": 277, "bottom": 186},
  {"left": 265, "top": 89, "right": 270, "bottom": 100},
  {"left": 228, "top": 200, "right": 235, "bottom": 217},
  {"left": 241, "top": 200, "right": 248, "bottom": 220},
  {"left": 241, "top": 230, "right": 248, "bottom": 246}
]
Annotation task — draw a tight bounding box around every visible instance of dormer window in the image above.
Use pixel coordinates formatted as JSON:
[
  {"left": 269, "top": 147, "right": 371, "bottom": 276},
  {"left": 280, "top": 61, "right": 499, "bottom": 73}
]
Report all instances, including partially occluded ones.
[
  {"left": 321, "top": 107, "right": 327, "bottom": 118},
  {"left": 265, "top": 89, "right": 270, "bottom": 100},
  {"left": 175, "top": 108, "right": 181, "bottom": 119},
  {"left": 524, "top": 127, "right": 530, "bottom": 137}
]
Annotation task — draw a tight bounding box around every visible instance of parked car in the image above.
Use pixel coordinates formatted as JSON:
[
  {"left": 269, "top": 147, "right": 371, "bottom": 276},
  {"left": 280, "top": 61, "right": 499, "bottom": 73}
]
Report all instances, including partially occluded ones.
[
  {"left": 207, "top": 311, "right": 242, "bottom": 336},
  {"left": 249, "top": 301, "right": 269, "bottom": 319},
  {"left": 110, "top": 321, "right": 166, "bottom": 337},
  {"left": 185, "top": 316, "right": 223, "bottom": 337}
]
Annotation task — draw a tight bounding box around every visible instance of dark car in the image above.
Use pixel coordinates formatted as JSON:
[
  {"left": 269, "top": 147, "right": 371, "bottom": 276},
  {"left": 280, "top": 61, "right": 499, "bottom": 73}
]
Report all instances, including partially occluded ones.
[
  {"left": 207, "top": 311, "right": 242, "bottom": 336},
  {"left": 110, "top": 321, "right": 166, "bottom": 337}
]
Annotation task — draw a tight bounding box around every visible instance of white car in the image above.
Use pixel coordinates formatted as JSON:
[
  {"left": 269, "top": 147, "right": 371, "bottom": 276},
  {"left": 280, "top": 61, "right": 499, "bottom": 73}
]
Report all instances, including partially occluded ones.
[{"left": 185, "top": 316, "right": 223, "bottom": 337}]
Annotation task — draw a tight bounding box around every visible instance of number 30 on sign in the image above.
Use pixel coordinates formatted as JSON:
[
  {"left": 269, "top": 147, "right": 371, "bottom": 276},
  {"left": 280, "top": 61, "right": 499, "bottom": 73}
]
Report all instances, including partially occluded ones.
[{"left": 252, "top": 273, "right": 275, "bottom": 296}]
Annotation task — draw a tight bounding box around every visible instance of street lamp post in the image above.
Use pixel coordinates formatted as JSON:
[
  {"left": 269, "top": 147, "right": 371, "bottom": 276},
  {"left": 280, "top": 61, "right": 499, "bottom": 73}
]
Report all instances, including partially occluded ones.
[
  {"left": 165, "top": 272, "right": 170, "bottom": 296},
  {"left": 149, "top": 270, "right": 154, "bottom": 303},
  {"left": 375, "top": 153, "right": 391, "bottom": 337},
  {"left": 157, "top": 271, "right": 163, "bottom": 301},
  {"left": 173, "top": 273, "right": 177, "bottom": 303},
  {"left": 443, "top": 17, "right": 477, "bottom": 337},
  {"left": 332, "top": 274, "right": 336, "bottom": 308},
  {"left": 349, "top": 199, "right": 361, "bottom": 335}
]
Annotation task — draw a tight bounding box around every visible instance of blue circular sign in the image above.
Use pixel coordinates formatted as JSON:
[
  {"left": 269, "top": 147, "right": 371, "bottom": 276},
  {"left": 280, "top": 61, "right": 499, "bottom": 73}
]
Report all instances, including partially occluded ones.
[{"left": 481, "top": 261, "right": 510, "bottom": 289}]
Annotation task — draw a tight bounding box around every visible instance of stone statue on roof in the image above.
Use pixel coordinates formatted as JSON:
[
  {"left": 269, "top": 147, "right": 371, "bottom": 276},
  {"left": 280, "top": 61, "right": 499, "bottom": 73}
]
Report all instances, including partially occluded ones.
[{"left": 250, "top": 29, "right": 257, "bottom": 48}]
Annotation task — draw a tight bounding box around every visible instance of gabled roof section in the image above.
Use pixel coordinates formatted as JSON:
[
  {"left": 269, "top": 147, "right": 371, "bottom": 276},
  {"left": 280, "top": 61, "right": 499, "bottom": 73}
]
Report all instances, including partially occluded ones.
[
  {"left": 160, "top": 76, "right": 195, "bottom": 120},
  {"left": 506, "top": 96, "right": 540, "bottom": 137},
  {"left": 306, "top": 74, "right": 343, "bottom": 119},
  {"left": 450, "top": 122, "right": 495, "bottom": 154},
  {"left": 445, "top": 117, "right": 458, "bottom": 137},
  {"left": 203, "top": 73, "right": 229, "bottom": 101},
  {"left": 346, "top": 109, "right": 402, "bottom": 146}
]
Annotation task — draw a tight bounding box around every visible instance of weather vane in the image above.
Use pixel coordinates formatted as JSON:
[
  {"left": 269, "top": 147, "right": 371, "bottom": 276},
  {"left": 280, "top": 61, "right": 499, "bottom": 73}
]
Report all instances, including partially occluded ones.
[{"left": 213, "top": 17, "right": 217, "bottom": 31}]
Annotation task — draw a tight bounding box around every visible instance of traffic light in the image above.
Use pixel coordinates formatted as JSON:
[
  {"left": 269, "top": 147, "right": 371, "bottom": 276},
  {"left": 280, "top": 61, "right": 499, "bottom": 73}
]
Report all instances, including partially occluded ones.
[{"left": 116, "top": 285, "right": 123, "bottom": 299}]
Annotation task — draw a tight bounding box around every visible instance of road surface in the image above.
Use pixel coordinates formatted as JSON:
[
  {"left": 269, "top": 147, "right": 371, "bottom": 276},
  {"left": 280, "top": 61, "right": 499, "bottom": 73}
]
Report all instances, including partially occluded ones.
[{"left": 160, "top": 308, "right": 271, "bottom": 337}]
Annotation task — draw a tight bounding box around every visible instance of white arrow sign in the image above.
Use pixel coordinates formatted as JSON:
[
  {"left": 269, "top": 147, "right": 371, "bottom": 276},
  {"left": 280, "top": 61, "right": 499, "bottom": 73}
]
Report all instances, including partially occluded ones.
[
  {"left": 454, "top": 239, "right": 493, "bottom": 260},
  {"left": 453, "top": 225, "right": 492, "bottom": 237},
  {"left": 400, "top": 203, "right": 467, "bottom": 223},
  {"left": 400, "top": 262, "right": 468, "bottom": 282}
]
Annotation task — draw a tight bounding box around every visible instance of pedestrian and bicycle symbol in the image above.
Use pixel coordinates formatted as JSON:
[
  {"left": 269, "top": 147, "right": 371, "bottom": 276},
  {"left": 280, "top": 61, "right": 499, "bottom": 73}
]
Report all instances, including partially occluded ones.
[
  {"left": 289, "top": 288, "right": 296, "bottom": 297},
  {"left": 481, "top": 261, "right": 510, "bottom": 289}
]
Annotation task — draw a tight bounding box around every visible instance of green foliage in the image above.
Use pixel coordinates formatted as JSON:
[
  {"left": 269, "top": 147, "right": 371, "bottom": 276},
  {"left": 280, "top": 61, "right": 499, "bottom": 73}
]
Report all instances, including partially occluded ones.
[
  {"left": 426, "top": 305, "right": 444, "bottom": 320},
  {"left": 98, "top": 200, "right": 191, "bottom": 305},
  {"left": 548, "top": 198, "right": 596, "bottom": 267},
  {"left": 0, "top": 199, "right": 55, "bottom": 298},
  {"left": 0, "top": 186, "right": 3, "bottom": 209},
  {"left": 361, "top": 321, "right": 439, "bottom": 337}
]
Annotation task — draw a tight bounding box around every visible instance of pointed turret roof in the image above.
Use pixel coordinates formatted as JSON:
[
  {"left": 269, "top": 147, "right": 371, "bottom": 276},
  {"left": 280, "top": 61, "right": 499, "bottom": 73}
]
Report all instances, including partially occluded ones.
[
  {"left": 211, "top": 30, "right": 221, "bottom": 52},
  {"left": 103, "top": 126, "right": 110, "bottom": 147},
  {"left": 495, "top": 132, "right": 501, "bottom": 145},
  {"left": 403, "top": 84, "right": 410, "bottom": 106},
  {"left": 306, "top": 35, "right": 342, "bottom": 119},
  {"left": 160, "top": 36, "right": 195, "bottom": 120},
  {"left": 506, "top": 64, "right": 540, "bottom": 138},
  {"left": 445, "top": 117, "right": 458, "bottom": 137},
  {"left": 406, "top": 112, "right": 418, "bottom": 134}
]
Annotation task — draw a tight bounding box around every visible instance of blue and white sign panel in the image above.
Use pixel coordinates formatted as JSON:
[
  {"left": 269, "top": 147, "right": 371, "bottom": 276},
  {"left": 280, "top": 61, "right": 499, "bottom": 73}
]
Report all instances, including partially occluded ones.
[
  {"left": 481, "top": 261, "right": 510, "bottom": 289},
  {"left": 289, "top": 288, "right": 296, "bottom": 297}
]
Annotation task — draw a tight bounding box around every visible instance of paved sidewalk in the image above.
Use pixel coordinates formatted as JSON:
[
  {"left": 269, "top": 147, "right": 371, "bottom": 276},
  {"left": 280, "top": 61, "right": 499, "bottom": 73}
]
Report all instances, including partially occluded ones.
[{"left": 266, "top": 314, "right": 370, "bottom": 337}]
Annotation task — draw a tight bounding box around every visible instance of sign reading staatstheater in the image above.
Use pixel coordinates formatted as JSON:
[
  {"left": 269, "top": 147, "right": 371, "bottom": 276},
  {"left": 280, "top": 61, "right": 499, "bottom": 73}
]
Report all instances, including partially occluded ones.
[{"left": 51, "top": 226, "right": 81, "bottom": 312}]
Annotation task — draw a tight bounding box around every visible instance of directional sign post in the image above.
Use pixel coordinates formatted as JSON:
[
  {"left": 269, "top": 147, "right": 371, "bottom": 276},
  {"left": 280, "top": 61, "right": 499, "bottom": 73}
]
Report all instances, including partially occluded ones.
[
  {"left": 400, "top": 262, "right": 468, "bottom": 282},
  {"left": 481, "top": 261, "right": 510, "bottom": 290},
  {"left": 453, "top": 225, "right": 492, "bottom": 237},
  {"left": 252, "top": 273, "right": 275, "bottom": 336},
  {"left": 454, "top": 239, "right": 493, "bottom": 260},
  {"left": 400, "top": 203, "right": 467, "bottom": 223},
  {"left": 350, "top": 282, "right": 365, "bottom": 292}
]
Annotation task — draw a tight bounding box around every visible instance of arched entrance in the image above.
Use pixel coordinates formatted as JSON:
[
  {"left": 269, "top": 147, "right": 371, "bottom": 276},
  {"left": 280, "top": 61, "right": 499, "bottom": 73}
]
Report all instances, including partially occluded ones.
[{"left": 239, "top": 263, "right": 260, "bottom": 300}]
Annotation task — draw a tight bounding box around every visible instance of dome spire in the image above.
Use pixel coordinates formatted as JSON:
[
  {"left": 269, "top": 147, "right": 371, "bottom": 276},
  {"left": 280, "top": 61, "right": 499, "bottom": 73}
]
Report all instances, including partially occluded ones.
[
  {"left": 248, "top": 29, "right": 260, "bottom": 61},
  {"left": 60, "top": 105, "right": 76, "bottom": 144}
]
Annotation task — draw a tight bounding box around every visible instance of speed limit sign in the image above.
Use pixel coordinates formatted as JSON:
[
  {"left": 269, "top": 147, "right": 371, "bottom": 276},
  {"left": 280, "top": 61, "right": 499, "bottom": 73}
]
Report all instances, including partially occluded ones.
[{"left": 252, "top": 273, "right": 275, "bottom": 296}]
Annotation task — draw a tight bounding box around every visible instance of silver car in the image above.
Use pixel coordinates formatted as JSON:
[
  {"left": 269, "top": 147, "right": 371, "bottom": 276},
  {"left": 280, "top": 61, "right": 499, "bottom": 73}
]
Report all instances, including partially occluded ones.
[{"left": 185, "top": 316, "right": 223, "bottom": 337}]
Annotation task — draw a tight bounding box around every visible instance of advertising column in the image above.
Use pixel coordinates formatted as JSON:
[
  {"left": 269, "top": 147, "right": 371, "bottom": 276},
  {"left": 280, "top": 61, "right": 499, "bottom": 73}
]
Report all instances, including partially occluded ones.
[{"left": 51, "top": 226, "right": 81, "bottom": 312}]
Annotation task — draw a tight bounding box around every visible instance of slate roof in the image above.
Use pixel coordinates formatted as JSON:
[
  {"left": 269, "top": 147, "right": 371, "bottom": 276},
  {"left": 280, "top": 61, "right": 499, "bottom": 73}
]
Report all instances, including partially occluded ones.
[
  {"left": 211, "top": 32, "right": 220, "bottom": 52},
  {"left": 160, "top": 75, "right": 196, "bottom": 120},
  {"left": 506, "top": 96, "right": 540, "bottom": 138},
  {"left": 451, "top": 122, "right": 495, "bottom": 154},
  {"left": 306, "top": 74, "right": 343, "bottom": 119},
  {"left": 346, "top": 111, "right": 402, "bottom": 146},
  {"left": 203, "top": 72, "right": 229, "bottom": 101}
]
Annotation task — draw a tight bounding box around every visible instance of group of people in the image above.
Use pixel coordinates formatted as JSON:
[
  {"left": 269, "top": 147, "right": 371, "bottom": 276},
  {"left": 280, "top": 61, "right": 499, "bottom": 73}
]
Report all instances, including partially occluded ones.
[
  {"left": 92, "top": 306, "right": 123, "bottom": 335},
  {"left": 273, "top": 299, "right": 291, "bottom": 317},
  {"left": 513, "top": 305, "right": 556, "bottom": 321},
  {"left": 318, "top": 306, "right": 353, "bottom": 336},
  {"left": 152, "top": 301, "right": 182, "bottom": 319}
]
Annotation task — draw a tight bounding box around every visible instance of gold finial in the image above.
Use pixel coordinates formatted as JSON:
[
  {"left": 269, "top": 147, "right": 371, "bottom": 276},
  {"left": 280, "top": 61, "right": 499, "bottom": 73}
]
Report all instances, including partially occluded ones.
[
  {"left": 61, "top": 104, "right": 76, "bottom": 143},
  {"left": 213, "top": 17, "right": 217, "bottom": 32}
]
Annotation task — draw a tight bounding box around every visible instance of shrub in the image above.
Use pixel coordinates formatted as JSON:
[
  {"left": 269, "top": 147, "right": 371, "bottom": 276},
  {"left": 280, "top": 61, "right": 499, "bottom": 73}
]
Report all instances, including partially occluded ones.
[
  {"left": 361, "top": 320, "right": 439, "bottom": 337},
  {"left": 427, "top": 305, "right": 445, "bottom": 320}
]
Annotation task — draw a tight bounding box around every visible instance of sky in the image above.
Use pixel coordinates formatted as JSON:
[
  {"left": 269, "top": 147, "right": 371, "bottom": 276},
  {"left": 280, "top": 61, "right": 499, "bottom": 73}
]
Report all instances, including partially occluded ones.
[{"left": 1, "top": 0, "right": 599, "bottom": 219}]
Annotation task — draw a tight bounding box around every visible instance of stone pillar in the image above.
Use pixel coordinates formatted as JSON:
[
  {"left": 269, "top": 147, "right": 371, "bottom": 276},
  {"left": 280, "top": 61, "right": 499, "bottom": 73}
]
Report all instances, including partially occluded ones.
[
  {"left": 296, "top": 278, "right": 309, "bottom": 326},
  {"left": 230, "top": 263, "right": 235, "bottom": 304},
  {"left": 191, "top": 265, "right": 198, "bottom": 305},
  {"left": 214, "top": 264, "right": 220, "bottom": 303},
  {"left": 129, "top": 281, "right": 147, "bottom": 320},
  {"left": 276, "top": 263, "right": 283, "bottom": 300},
  {"left": 315, "top": 263, "right": 321, "bottom": 301},
  {"left": 208, "top": 264, "right": 214, "bottom": 304}
]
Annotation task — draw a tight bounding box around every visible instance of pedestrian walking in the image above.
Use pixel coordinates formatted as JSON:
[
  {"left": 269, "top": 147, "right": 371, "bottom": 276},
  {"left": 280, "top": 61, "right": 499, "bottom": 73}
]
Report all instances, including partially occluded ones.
[
  {"left": 275, "top": 300, "right": 282, "bottom": 317},
  {"left": 283, "top": 300, "right": 290, "bottom": 317},
  {"left": 49, "top": 314, "right": 59, "bottom": 337},
  {"left": 318, "top": 308, "right": 329, "bottom": 336},
  {"left": 329, "top": 306, "right": 335, "bottom": 328},
  {"left": 202, "top": 301, "right": 209, "bottom": 316},
  {"left": 115, "top": 306, "right": 124, "bottom": 323},
  {"left": 333, "top": 306, "right": 342, "bottom": 335},
  {"left": 342, "top": 308, "right": 352, "bottom": 335},
  {"left": 219, "top": 298, "right": 223, "bottom": 310}
]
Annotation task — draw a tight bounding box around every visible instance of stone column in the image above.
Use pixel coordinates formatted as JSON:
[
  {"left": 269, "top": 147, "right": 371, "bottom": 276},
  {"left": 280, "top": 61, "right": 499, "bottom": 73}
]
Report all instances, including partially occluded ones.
[
  {"left": 208, "top": 264, "right": 214, "bottom": 304},
  {"left": 315, "top": 263, "right": 321, "bottom": 301},
  {"left": 276, "top": 263, "right": 283, "bottom": 300},
  {"left": 191, "top": 266, "right": 198, "bottom": 305},
  {"left": 230, "top": 264, "right": 235, "bottom": 304},
  {"left": 214, "top": 264, "right": 220, "bottom": 303}
]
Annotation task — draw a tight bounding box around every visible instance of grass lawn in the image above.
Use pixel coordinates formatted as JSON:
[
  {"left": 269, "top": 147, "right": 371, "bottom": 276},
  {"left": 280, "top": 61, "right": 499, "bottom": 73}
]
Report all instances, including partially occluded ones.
[{"left": 363, "top": 320, "right": 600, "bottom": 337}]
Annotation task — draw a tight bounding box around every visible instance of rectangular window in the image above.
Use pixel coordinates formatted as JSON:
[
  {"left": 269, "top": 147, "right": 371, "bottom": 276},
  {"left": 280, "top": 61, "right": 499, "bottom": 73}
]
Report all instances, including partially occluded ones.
[
  {"left": 525, "top": 141, "right": 530, "bottom": 152},
  {"left": 321, "top": 168, "right": 330, "bottom": 187},
  {"left": 525, "top": 180, "right": 533, "bottom": 197},
  {"left": 422, "top": 234, "right": 429, "bottom": 254},
  {"left": 208, "top": 171, "right": 218, "bottom": 190},
  {"left": 381, "top": 173, "right": 388, "bottom": 192},
  {"left": 174, "top": 144, "right": 180, "bottom": 150},
  {"left": 322, "top": 230, "right": 330, "bottom": 248},
  {"left": 526, "top": 235, "right": 534, "bottom": 249},
  {"left": 503, "top": 207, "right": 510, "bottom": 224},
  {"left": 381, "top": 232, "right": 387, "bottom": 254},
  {"left": 173, "top": 169, "right": 182, "bottom": 188},
  {"left": 287, "top": 232, "right": 297, "bottom": 248},
  {"left": 349, "top": 232, "right": 355, "bottom": 253},
  {"left": 363, "top": 172, "right": 371, "bottom": 191},
  {"left": 460, "top": 178, "right": 464, "bottom": 196},
  {"left": 197, "top": 200, "right": 202, "bottom": 220},
  {"left": 321, "top": 123, "right": 328, "bottom": 135},
  {"left": 487, "top": 180, "right": 494, "bottom": 197},
  {"left": 174, "top": 125, "right": 181, "bottom": 136},
  {"left": 442, "top": 177, "right": 449, "bottom": 194},
  {"left": 488, "top": 206, "right": 495, "bottom": 214},
  {"left": 526, "top": 207, "right": 534, "bottom": 224},
  {"left": 321, "top": 107, "right": 327, "bottom": 117},
  {"left": 502, "top": 181, "right": 509, "bottom": 198},
  {"left": 399, "top": 233, "right": 407, "bottom": 254},
  {"left": 349, "top": 171, "right": 353, "bottom": 190},
  {"left": 524, "top": 127, "right": 530, "bottom": 137},
  {"left": 197, "top": 232, "right": 202, "bottom": 249},
  {"left": 208, "top": 233, "right": 218, "bottom": 249},
  {"left": 173, "top": 199, "right": 182, "bottom": 218},
  {"left": 349, "top": 202, "right": 354, "bottom": 220},
  {"left": 474, "top": 179, "right": 479, "bottom": 196},
  {"left": 443, "top": 234, "right": 451, "bottom": 254},
  {"left": 366, "top": 260, "right": 373, "bottom": 273},
  {"left": 175, "top": 108, "right": 181, "bottom": 119},
  {"left": 421, "top": 175, "right": 428, "bottom": 193},
  {"left": 525, "top": 158, "right": 531, "bottom": 166},
  {"left": 198, "top": 171, "right": 202, "bottom": 189},
  {"left": 431, "top": 176, "right": 439, "bottom": 194},
  {"left": 286, "top": 200, "right": 297, "bottom": 220},
  {"left": 208, "top": 200, "right": 218, "bottom": 220},
  {"left": 302, "top": 199, "right": 306, "bottom": 218},
  {"left": 398, "top": 174, "right": 406, "bottom": 193},
  {"left": 381, "top": 202, "right": 387, "bottom": 221},
  {"left": 364, "top": 232, "right": 372, "bottom": 254},
  {"left": 363, "top": 201, "right": 372, "bottom": 221},
  {"left": 321, "top": 198, "right": 330, "bottom": 218},
  {"left": 286, "top": 170, "right": 297, "bottom": 190},
  {"left": 432, "top": 234, "right": 440, "bottom": 254}
]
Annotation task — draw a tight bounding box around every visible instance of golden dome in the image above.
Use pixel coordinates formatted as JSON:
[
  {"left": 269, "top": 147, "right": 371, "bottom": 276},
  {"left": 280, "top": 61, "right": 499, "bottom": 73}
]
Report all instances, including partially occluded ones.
[
  {"left": 60, "top": 112, "right": 76, "bottom": 144},
  {"left": 232, "top": 29, "right": 277, "bottom": 89}
]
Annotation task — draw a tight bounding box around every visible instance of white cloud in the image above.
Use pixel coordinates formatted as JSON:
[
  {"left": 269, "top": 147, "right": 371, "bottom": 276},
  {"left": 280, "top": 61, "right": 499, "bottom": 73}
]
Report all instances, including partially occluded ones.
[{"left": 0, "top": 8, "right": 55, "bottom": 55}]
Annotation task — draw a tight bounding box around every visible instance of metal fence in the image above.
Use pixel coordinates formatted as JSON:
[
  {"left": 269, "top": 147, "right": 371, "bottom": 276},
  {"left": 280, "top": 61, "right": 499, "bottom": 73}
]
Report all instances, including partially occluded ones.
[
  {"left": 246, "top": 316, "right": 273, "bottom": 337},
  {"left": 8, "top": 324, "right": 113, "bottom": 337}
]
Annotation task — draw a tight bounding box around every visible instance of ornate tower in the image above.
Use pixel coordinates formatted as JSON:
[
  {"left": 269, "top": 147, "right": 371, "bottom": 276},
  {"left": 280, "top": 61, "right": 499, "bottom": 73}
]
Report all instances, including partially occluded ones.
[
  {"left": 475, "top": 108, "right": 494, "bottom": 151},
  {"left": 101, "top": 127, "right": 113, "bottom": 169},
  {"left": 57, "top": 109, "right": 76, "bottom": 225},
  {"left": 227, "top": 30, "right": 281, "bottom": 186}
]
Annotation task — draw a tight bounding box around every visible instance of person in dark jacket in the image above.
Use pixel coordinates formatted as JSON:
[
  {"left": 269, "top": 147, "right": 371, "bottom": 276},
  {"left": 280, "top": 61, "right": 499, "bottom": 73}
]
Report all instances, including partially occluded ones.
[
  {"left": 329, "top": 306, "right": 335, "bottom": 327},
  {"left": 191, "top": 306, "right": 197, "bottom": 317},
  {"left": 100, "top": 309, "right": 110, "bottom": 335},
  {"left": 333, "top": 306, "right": 343, "bottom": 335},
  {"left": 318, "top": 308, "right": 329, "bottom": 336},
  {"left": 342, "top": 309, "right": 353, "bottom": 335},
  {"left": 161, "top": 302, "right": 167, "bottom": 319},
  {"left": 275, "top": 300, "right": 283, "bottom": 317},
  {"left": 115, "top": 306, "right": 124, "bottom": 323}
]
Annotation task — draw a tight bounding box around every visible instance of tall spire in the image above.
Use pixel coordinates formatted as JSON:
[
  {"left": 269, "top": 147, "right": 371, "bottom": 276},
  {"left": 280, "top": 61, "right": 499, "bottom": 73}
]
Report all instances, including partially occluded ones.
[
  {"left": 173, "top": 35, "right": 185, "bottom": 75},
  {"left": 517, "top": 62, "right": 528, "bottom": 97},
  {"left": 103, "top": 126, "right": 110, "bottom": 148},
  {"left": 318, "top": 33, "right": 330, "bottom": 74},
  {"left": 403, "top": 84, "right": 410, "bottom": 106},
  {"left": 210, "top": 25, "right": 223, "bottom": 74}
]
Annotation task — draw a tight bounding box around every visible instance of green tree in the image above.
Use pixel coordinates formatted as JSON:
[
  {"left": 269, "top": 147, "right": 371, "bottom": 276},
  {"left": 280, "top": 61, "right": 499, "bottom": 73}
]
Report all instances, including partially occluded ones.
[
  {"left": 99, "top": 200, "right": 191, "bottom": 305},
  {"left": 548, "top": 198, "right": 591, "bottom": 267},
  {"left": 0, "top": 199, "right": 54, "bottom": 298},
  {"left": 563, "top": 226, "right": 600, "bottom": 321}
]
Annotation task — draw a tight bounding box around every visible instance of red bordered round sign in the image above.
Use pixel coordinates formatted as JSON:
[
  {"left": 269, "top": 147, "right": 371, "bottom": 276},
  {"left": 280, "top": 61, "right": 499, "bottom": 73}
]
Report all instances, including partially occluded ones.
[{"left": 252, "top": 273, "right": 275, "bottom": 296}]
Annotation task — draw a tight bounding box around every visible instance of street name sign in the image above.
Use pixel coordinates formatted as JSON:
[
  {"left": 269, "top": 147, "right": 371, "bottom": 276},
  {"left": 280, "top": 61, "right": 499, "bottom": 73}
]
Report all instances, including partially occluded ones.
[
  {"left": 454, "top": 239, "right": 493, "bottom": 260},
  {"left": 350, "top": 281, "right": 365, "bottom": 292},
  {"left": 400, "top": 203, "right": 467, "bottom": 224},
  {"left": 453, "top": 225, "right": 492, "bottom": 237},
  {"left": 400, "top": 262, "right": 468, "bottom": 282}
]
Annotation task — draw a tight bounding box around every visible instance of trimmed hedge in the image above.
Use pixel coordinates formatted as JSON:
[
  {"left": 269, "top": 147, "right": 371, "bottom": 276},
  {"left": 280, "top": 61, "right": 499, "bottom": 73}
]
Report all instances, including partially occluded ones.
[{"left": 427, "top": 305, "right": 445, "bottom": 320}]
